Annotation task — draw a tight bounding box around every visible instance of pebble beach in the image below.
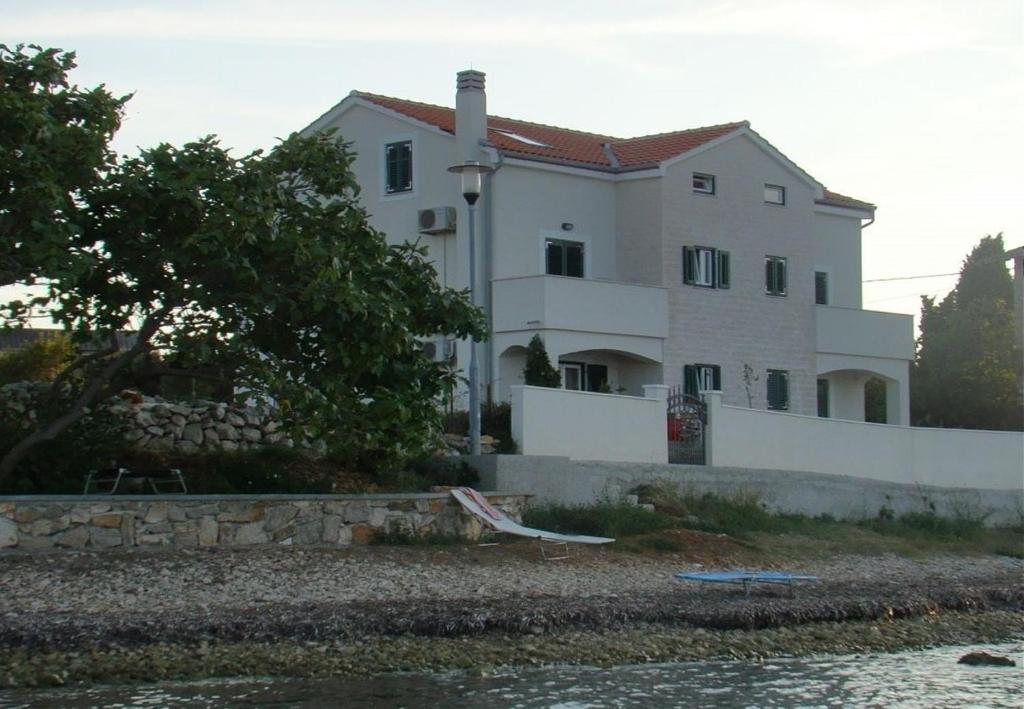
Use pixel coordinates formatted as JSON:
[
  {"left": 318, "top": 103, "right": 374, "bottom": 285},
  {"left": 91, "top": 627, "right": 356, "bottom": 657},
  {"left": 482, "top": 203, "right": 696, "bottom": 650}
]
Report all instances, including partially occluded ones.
[{"left": 1, "top": 545, "right": 1022, "bottom": 687}]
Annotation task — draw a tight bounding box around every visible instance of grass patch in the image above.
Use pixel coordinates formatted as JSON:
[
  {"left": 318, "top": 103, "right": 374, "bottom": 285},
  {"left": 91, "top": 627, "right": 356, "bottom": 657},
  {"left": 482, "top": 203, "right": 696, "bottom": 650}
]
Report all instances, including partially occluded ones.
[
  {"left": 522, "top": 501, "right": 673, "bottom": 539},
  {"left": 370, "top": 528, "right": 462, "bottom": 546}
]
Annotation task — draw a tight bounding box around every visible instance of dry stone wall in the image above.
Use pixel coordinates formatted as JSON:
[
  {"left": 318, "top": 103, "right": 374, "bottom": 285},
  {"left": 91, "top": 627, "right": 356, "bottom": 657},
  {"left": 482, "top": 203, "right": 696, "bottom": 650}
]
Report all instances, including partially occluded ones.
[
  {"left": 0, "top": 493, "right": 528, "bottom": 550},
  {"left": 1, "top": 382, "right": 315, "bottom": 454}
]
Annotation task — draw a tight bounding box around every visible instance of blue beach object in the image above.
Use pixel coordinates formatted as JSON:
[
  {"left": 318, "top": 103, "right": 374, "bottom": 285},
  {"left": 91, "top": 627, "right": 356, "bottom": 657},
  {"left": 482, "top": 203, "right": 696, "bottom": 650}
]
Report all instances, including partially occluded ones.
[{"left": 675, "top": 570, "right": 819, "bottom": 594}]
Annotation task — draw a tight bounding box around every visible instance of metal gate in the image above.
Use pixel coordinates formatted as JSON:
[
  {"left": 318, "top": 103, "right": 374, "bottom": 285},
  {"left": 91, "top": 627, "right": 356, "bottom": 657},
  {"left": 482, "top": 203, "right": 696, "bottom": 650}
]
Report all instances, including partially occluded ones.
[{"left": 667, "top": 385, "right": 706, "bottom": 465}]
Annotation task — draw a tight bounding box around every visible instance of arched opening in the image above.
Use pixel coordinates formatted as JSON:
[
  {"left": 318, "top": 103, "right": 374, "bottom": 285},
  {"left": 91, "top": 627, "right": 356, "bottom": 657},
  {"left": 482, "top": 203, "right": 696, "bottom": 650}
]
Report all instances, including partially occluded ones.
[{"left": 817, "top": 368, "right": 905, "bottom": 425}]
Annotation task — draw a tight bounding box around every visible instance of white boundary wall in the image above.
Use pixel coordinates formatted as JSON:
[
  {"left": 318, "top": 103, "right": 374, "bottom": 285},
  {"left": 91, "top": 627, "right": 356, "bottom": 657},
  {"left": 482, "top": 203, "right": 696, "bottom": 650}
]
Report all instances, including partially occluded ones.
[
  {"left": 704, "top": 392, "right": 1024, "bottom": 490},
  {"left": 511, "top": 385, "right": 668, "bottom": 464}
]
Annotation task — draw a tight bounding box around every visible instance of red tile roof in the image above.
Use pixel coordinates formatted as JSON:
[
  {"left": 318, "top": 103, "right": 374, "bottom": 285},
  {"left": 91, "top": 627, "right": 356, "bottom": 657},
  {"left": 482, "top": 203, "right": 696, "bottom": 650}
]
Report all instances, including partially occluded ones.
[{"left": 353, "top": 92, "right": 873, "bottom": 210}]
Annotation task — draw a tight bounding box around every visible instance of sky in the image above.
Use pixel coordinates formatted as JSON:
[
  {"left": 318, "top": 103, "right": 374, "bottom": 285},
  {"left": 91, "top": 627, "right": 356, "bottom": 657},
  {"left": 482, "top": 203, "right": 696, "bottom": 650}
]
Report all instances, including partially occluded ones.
[{"left": 4, "top": 0, "right": 1023, "bottom": 326}]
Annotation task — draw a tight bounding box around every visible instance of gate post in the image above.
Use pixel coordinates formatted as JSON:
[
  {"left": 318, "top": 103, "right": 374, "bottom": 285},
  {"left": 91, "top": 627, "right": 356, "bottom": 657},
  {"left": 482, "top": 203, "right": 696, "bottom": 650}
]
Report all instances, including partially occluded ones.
[{"left": 703, "top": 390, "right": 722, "bottom": 467}]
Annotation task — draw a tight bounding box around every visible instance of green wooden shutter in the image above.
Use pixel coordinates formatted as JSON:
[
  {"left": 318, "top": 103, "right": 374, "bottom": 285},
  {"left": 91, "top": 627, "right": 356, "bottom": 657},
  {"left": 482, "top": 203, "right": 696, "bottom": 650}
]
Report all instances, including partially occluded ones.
[
  {"left": 683, "top": 365, "right": 698, "bottom": 397},
  {"left": 717, "top": 250, "right": 730, "bottom": 289},
  {"left": 385, "top": 143, "right": 397, "bottom": 193},
  {"left": 777, "top": 259, "right": 787, "bottom": 295},
  {"left": 765, "top": 257, "right": 774, "bottom": 293},
  {"left": 682, "top": 247, "right": 695, "bottom": 284},
  {"left": 712, "top": 365, "right": 722, "bottom": 390}
]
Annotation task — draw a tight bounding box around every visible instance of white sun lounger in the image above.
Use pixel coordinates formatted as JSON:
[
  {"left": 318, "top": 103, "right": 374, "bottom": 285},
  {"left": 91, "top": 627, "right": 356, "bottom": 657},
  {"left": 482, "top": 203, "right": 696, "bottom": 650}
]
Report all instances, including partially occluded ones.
[{"left": 450, "top": 487, "right": 614, "bottom": 559}]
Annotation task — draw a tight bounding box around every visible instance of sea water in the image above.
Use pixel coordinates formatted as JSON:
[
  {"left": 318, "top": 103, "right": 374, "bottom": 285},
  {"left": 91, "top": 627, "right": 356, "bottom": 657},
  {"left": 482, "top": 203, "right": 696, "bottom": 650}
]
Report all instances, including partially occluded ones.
[{"left": 2, "top": 640, "right": 1021, "bottom": 708}]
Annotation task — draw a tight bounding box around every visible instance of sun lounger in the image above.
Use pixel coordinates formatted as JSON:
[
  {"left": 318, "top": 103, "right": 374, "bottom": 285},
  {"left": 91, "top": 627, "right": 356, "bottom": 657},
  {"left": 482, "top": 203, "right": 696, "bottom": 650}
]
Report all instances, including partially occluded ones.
[
  {"left": 675, "top": 570, "right": 818, "bottom": 595},
  {"left": 450, "top": 487, "right": 614, "bottom": 559}
]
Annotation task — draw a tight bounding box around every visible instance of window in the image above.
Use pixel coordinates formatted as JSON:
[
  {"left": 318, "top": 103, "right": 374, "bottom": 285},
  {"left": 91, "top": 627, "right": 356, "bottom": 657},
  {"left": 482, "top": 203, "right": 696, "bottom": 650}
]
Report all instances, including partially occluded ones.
[
  {"left": 560, "top": 361, "right": 609, "bottom": 392},
  {"left": 765, "top": 256, "right": 787, "bottom": 296},
  {"left": 546, "top": 239, "right": 584, "bottom": 278},
  {"left": 817, "top": 378, "right": 830, "bottom": 417},
  {"left": 764, "top": 184, "right": 785, "bottom": 205},
  {"left": 684, "top": 364, "right": 721, "bottom": 398},
  {"left": 560, "top": 362, "right": 583, "bottom": 391},
  {"left": 815, "top": 271, "right": 829, "bottom": 305},
  {"left": 384, "top": 140, "right": 412, "bottom": 194},
  {"left": 767, "top": 369, "right": 789, "bottom": 411},
  {"left": 683, "top": 246, "right": 730, "bottom": 289},
  {"left": 693, "top": 173, "right": 716, "bottom": 195}
]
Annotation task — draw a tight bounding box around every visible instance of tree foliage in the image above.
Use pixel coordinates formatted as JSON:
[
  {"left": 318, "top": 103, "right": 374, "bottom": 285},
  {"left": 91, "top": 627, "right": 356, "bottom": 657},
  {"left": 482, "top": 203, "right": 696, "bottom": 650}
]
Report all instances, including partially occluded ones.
[
  {"left": 523, "top": 334, "right": 561, "bottom": 388},
  {"left": 0, "top": 44, "right": 127, "bottom": 287},
  {"left": 0, "top": 45, "right": 486, "bottom": 481},
  {"left": 911, "top": 234, "right": 1021, "bottom": 430}
]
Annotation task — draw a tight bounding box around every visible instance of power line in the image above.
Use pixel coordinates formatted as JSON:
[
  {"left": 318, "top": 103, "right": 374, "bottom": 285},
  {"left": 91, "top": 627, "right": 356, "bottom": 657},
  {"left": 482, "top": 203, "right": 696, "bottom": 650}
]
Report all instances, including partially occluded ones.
[{"left": 862, "top": 272, "right": 959, "bottom": 283}]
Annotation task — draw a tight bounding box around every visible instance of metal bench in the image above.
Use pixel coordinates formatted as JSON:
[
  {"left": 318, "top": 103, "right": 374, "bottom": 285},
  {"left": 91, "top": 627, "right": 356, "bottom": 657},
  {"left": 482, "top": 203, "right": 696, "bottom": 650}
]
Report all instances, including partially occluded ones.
[{"left": 83, "top": 467, "right": 187, "bottom": 494}]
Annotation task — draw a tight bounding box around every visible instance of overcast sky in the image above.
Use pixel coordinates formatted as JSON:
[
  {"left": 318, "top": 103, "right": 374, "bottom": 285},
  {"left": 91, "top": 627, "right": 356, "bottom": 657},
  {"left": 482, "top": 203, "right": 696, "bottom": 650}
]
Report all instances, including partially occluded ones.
[{"left": 5, "top": 0, "right": 1022, "bottom": 324}]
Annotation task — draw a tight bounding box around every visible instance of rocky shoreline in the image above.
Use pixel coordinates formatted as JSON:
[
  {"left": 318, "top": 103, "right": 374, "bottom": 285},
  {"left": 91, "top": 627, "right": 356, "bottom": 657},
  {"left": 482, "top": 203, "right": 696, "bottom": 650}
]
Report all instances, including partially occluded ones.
[{"left": 1, "top": 546, "right": 1021, "bottom": 688}]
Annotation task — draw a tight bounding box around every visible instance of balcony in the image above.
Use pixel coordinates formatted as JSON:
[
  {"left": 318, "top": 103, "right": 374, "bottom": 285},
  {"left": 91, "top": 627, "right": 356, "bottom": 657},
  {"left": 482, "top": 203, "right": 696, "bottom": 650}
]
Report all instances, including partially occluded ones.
[
  {"left": 493, "top": 275, "right": 668, "bottom": 340},
  {"left": 816, "top": 306, "right": 914, "bottom": 361}
]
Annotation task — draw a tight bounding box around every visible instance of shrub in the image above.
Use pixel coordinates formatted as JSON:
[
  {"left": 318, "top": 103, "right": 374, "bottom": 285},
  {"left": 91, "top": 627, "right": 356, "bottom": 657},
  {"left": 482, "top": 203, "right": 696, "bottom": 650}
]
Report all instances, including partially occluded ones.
[
  {"left": 376, "top": 457, "right": 479, "bottom": 492},
  {"left": 523, "top": 501, "right": 673, "bottom": 538},
  {"left": 443, "top": 401, "right": 516, "bottom": 453},
  {"left": 523, "top": 334, "right": 560, "bottom": 388},
  {"left": 0, "top": 335, "right": 75, "bottom": 385}
]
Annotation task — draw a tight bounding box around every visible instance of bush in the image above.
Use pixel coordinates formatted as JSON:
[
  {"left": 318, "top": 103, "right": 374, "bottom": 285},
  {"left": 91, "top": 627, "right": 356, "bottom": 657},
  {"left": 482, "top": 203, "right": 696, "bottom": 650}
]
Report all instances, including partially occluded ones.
[
  {"left": 523, "top": 501, "right": 673, "bottom": 538},
  {"left": 0, "top": 395, "right": 127, "bottom": 494},
  {"left": 523, "top": 334, "right": 560, "bottom": 388},
  {"left": 858, "top": 509, "right": 986, "bottom": 541},
  {"left": 443, "top": 401, "right": 516, "bottom": 453},
  {"left": 375, "top": 457, "right": 479, "bottom": 493},
  {"left": 0, "top": 335, "right": 75, "bottom": 385}
]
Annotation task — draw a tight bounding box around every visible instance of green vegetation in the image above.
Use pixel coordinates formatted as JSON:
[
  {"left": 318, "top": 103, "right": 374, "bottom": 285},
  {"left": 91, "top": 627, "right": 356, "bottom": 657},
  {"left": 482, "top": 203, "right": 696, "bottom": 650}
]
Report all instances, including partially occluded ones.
[
  {"left": 0, "top": 43, "right": 485, "bottom": 484},
  {"left": 522, "top": 334, "right": 561, "bottom": 388},
  {"left": 0, "top": 335, "right": 75, "bottom": 385},
  {"left": 443, "top": 401, "right": 516, "bottom": 453},
  {"left": 522, "top": 482, "right": 1022, "bottom": 560},
  {"left": 523, "top": 500, "right": 673, "bottom": 538},
  {"left": 373, "top": 457, "right": 479, "bottom": 493},
  {"left": 912, "top": 234, "right": 1022, "bottom": 431}
]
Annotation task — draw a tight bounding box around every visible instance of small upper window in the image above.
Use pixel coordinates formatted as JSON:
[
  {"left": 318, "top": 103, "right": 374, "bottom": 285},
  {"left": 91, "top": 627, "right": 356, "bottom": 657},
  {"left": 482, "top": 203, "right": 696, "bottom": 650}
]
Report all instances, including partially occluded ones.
[
  {"left": 385, "top": 140, "right": 413, "bottom": 194},
  {"left": 546, "top": 239, "right": 584, "bottom": 278},
  {"left": 764, "top": 184, "right": 785, "bottom": 205},
  {"left": 693, "top": 173, "right": 716, "bottom": 195}
]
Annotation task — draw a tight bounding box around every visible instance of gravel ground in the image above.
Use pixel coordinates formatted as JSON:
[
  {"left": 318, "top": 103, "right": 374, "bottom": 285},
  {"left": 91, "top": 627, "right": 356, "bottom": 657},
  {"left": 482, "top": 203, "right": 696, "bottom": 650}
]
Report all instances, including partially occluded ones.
[
  {"left": 0, "top": 545, "right": 1021, "bottom": 687},
  {"left": 1, "top": 545, "right": 1021, "bottom": 615}
]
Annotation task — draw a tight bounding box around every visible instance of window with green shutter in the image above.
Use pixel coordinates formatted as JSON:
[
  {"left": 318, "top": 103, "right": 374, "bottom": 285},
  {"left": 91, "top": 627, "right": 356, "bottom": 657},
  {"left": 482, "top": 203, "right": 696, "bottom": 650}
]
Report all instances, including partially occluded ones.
[
  {"left": 767, "top": 369, "right": 789, "bottom": 410},
  {"left": 815, "top": 271, "right": 828, "bottom": 305},
  {"left": 817, "top": 378, "right": 830, "bottom": 417},
  {"left": 385, "top": 141, "right": 412, "bottom": 194},
  {"left": 683, "top": 246, "right": 730, "bottom": 289},
  {"left": 684, "top": 363, "right": 721, "bottom": 398},
  {"left": 546, "top": 239, "right": 584, "bottom": 278},
  {"left": 765, "top": 256, "right": 787, "bottom": 296}
]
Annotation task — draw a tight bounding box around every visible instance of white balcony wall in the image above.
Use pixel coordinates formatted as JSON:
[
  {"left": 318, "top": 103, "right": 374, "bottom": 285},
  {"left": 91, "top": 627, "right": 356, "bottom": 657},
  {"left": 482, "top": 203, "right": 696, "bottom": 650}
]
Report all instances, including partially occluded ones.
[
  {"left": 493, "top": 275, "right": 667, "bottom": 339},
  {"left": 511, "top": 385, "right": 667, "bottom": 463},
  {"left": 816, "top": 306, "right": 914, "bottom": 360}
]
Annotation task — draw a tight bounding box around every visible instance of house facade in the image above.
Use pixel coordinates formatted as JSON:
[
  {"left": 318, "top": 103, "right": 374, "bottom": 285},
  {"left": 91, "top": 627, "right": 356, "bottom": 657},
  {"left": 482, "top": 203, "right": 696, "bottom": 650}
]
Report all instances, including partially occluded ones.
[{"left": 303, "top": 71, "right": 914, "bottom": 425}]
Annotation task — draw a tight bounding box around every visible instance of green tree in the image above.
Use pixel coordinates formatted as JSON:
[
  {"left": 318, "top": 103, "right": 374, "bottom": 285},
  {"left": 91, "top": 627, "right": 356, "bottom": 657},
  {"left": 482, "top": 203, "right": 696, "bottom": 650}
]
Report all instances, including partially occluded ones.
[
  {"left": 0, "top": 44, "right": 127, "bottom": 287},
  {"left": 523, "top": 334, "right": 561, "bottom": 388},
  {"left": 911, "top": 234, "right": 1021, "bottom": 430},
  {"left": 0, "top": 46, "right": 486, "bottom": 483}
]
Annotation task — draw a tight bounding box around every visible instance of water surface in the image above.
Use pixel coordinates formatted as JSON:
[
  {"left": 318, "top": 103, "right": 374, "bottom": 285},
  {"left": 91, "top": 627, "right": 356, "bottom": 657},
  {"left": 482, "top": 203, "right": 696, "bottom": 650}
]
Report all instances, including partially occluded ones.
[{"left": 2, "top": 640, "right": 1021, "bottom": 708}]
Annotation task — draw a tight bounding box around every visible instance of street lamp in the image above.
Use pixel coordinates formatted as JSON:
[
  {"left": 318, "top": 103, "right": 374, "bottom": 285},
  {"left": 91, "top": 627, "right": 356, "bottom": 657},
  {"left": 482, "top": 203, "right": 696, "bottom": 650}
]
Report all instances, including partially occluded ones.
[{"left": 447, "top": 160, "right": 494, "bottom": 455}]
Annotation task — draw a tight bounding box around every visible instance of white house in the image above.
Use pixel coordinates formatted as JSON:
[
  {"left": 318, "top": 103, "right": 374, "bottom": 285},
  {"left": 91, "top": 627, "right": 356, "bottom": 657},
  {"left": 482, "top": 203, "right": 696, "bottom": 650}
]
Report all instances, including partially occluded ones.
[{"left": 303, "top": 70, "right": 914, "bottom": 425}]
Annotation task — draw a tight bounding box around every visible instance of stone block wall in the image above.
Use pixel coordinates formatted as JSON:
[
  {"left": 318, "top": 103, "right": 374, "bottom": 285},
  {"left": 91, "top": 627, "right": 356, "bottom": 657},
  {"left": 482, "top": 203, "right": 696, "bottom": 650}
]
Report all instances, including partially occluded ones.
[{"left": 0, "top": 493, "right": 528, "bottom": 550}]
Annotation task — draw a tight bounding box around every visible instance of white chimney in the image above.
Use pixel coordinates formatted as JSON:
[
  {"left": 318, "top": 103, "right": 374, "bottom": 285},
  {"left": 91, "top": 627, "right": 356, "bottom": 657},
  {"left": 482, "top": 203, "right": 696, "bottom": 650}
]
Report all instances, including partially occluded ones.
[{"left": 455, "top": 70, "right": 486, "bottom": 162}]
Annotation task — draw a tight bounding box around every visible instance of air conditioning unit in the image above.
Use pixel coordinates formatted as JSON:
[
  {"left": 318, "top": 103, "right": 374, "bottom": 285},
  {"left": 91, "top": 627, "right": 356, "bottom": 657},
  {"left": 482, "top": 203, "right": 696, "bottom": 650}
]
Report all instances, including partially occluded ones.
[
  {"left": 420, "top": 337, "right": 457, "bottom": 362},
  {"left": 418, "top": 206, "right": 456, "bottom": 235}
]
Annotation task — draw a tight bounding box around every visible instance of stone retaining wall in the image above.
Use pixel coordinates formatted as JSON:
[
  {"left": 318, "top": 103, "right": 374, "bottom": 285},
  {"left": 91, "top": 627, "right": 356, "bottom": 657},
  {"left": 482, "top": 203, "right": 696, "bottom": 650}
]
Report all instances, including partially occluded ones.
[{"left": 0, "top": 493, "right": 529, "bottom": 550}]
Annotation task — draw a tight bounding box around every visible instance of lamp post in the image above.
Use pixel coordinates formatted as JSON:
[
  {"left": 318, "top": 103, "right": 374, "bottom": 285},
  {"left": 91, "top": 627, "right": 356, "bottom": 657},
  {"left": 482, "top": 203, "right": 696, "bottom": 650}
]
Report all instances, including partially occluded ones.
[{"left": 447, "top": 160, "right": 494, "bottom": 455}]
